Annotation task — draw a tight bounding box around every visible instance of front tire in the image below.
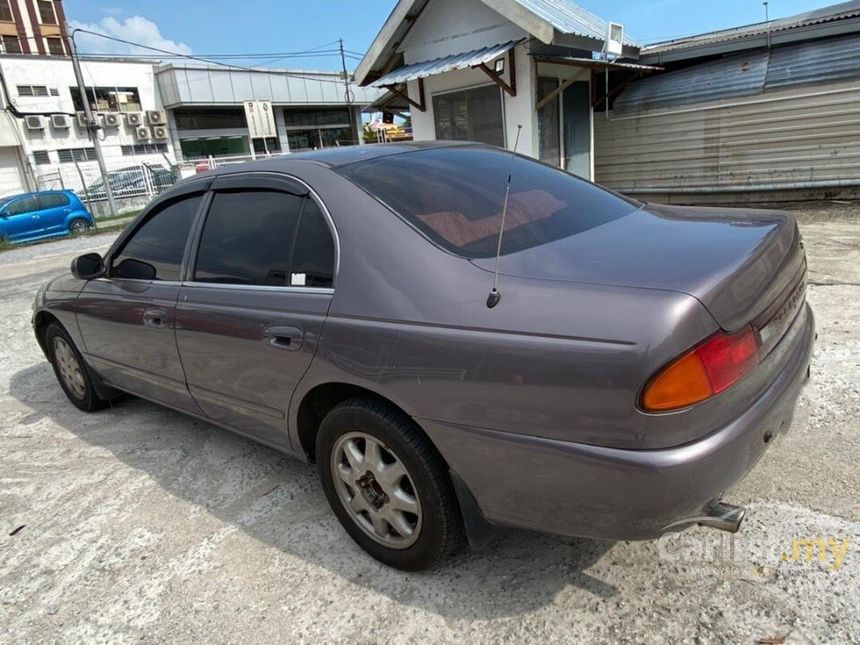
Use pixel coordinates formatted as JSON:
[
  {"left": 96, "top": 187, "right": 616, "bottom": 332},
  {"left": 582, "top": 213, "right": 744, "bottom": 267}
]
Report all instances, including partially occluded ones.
[
  {"left": 45, "top": 322, "right": 107, "bottom": 412},
  {"left": 317, "top": 398, "right": 464, "bottom": 571}
]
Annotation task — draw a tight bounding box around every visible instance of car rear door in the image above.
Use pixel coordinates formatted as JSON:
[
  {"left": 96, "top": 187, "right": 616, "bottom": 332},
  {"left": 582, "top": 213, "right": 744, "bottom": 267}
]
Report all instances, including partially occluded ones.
[
  {"left": 75, "top": 184, "right": 208, "bottom": 412},
  {"left": 35, "top": 192, "right": 72, "bottom": 235},
  {"left": 175, "top": 173, "right": 336, "bottom": 448}
]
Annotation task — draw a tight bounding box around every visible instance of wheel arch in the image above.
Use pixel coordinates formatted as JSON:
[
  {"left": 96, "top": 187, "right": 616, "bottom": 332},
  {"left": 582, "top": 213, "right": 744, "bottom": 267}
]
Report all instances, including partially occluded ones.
[
  {"left": 295, "top": 380, "right": 498, "bottom": 549},
  {"left": 295, "top": 382, "right": 421, "bottom": 463},
  {"left": 33, "top": 310, "right": 60, "bottom": 355}
]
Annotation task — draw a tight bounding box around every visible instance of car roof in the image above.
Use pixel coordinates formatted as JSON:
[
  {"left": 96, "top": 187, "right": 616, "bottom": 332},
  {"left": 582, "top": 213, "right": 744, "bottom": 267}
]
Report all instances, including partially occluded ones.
[
  {"left": 0, "top": 189, "right": 73, "bottom": 201},
  {"left": 196, "top": 140, "right": 484, "bottom": 178}
]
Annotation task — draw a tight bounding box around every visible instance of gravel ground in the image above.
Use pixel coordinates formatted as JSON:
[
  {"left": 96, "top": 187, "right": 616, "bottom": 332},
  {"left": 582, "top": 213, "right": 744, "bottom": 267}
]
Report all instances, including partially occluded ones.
[{"left": 1, "top": 206, "right": 858, "bottom": 643}]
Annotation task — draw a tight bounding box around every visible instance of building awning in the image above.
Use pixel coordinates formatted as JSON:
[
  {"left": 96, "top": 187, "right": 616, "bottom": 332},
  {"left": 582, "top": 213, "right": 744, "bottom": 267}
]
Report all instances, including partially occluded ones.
[{"left": 370, "top": 40, "right": 520, "bottom": 88}]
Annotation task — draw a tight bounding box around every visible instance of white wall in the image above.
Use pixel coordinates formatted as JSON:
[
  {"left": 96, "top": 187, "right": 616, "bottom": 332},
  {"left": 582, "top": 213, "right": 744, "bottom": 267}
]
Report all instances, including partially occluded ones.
[
  {"left": 399, "top": 0, "right": 525, "bottom": 64},
  {"left": 407, "top": 42, "right": 537, "bottom": 157},
  {"left": 0, "top": 56, "right": 174, "bottom": 195}
]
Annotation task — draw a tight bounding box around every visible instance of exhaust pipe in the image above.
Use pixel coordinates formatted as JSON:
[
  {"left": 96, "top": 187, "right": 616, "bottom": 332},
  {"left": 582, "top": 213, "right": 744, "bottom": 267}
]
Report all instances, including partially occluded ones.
[{"left": 698, "top": 501, "right": 745, "bottom": 533}]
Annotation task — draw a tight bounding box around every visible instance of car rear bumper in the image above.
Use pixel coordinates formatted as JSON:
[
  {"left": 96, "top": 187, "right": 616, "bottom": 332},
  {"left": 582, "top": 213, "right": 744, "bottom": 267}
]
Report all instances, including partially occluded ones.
[{"left": 420, "top": 303, "right": 815, "bottom": 541}]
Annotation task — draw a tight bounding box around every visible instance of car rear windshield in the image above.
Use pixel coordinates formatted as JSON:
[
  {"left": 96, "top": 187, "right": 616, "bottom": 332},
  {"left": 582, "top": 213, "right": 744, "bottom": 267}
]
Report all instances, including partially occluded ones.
[{"left": 337, "top": 146, "right": 637, "bottom": 259}]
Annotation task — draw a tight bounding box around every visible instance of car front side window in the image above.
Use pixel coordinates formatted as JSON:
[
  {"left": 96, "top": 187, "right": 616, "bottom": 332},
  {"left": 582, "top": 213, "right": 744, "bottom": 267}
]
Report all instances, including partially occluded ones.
[
  {"left": 6, "top": 196, "right": 37, "bottom": 216},
  {"left": 110, "top": 194, "right": 202, "bottom": 281}
]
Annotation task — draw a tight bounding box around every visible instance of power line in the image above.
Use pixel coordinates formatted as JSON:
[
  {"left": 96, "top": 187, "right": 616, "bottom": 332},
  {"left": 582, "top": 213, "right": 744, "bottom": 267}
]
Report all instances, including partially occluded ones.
[{"left": 71, "top": 29, "right": 357, "bottom": 85}]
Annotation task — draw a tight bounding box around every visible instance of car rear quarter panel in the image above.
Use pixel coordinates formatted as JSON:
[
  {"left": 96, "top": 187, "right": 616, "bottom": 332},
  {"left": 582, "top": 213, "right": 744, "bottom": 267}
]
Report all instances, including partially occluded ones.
[{"left": 288, "top": 164, "right": 735, "bottom": 452}]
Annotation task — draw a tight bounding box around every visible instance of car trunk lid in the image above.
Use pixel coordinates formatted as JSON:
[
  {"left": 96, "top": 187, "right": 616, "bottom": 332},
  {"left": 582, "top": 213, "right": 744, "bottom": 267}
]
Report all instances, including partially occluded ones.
[{"left": 471, "top": 203, "right": 803, "bottom": 332}]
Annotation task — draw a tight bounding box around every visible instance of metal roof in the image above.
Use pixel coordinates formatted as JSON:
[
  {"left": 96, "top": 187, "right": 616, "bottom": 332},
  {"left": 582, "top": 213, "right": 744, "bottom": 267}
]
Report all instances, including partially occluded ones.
[
  {"left": 513, "top": 0, "right": 639, "bottom": 46},
  {"left": 616, "top": 32, "right": 860, "bottom": 114},
  {"left": 370, "top": 40, "right": 519, "bottom": 87},
  {"left": 644, "top": 0, "right": 860, "bottom": 57},
  {"left": 532, "top": 54, "right": 660, "bottom": 72},
  {"left": 355, "top": 0, "right": 639, "bottom": 86}
]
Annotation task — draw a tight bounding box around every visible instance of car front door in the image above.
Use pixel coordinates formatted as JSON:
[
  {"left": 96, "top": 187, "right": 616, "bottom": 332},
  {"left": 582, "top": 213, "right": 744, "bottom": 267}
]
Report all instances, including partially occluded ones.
[
  {"left": 75, "top": 185, "right": 208, "bottom": 412},
  {"left": 175, "top": 174, "right": 336, "bottom": 448},
  {"left": 2, "top": 196, "right": 40, "bottom": 242}
]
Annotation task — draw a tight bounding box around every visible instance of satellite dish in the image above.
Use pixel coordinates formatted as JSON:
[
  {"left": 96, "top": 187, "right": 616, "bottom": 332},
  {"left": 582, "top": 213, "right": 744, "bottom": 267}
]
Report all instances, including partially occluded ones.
[{"left": 606, "top": 22, "right": 624, "bottom": 56}]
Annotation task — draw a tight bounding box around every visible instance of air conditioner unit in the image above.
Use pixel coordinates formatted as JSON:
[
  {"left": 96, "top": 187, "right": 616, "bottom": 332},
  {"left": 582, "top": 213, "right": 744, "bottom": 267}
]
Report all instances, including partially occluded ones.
[
  {"left": 135, "top": 126, "right": 151, "bottom": 140},
  {"left": 151, "top": 126, "right": 169, "bottom": 140},
  {"left": 25, "top": 115, "right": 46, "bottom": 130},
  {"left": 76, "top": 111, "right": 88, "bottom": 128},
  {"left": 126, "top": 112, "right": 143, "bottom": 126},
  {"left": 146, "top": 110, "right": 166, "bottom": 125},
  {"left": 51, "top": 114, "right": 70, "bottom": 129},
  {"left": 102, "top": 112, "right": 121, "bottom": 128}
]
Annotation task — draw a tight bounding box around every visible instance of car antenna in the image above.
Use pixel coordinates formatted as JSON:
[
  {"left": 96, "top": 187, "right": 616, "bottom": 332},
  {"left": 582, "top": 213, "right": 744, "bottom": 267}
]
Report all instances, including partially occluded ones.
[{"left": 486, "top": 124, "right": 522, "bottom": 309}]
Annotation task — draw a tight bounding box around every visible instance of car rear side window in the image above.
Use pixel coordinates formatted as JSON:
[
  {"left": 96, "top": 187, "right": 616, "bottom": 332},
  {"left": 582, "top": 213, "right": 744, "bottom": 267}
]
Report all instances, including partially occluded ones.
[
  {"left": 111, "top": 195, "right": 201, "bottom": 281},
  {"left": 37, "top": 193, "right": 70, "bottom": 209},
  {"left": 338, "top": 146, "right": 637, "bottom": 259},
  {"left": 194, "top": 191, "right": 334, "bottom": 288}
]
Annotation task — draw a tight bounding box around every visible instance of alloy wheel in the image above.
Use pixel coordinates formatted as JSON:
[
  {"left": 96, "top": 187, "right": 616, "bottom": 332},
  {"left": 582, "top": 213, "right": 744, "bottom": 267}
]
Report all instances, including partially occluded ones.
[
  {"left": 53, "top": 337, "right": 86, "bottom": 399},
  {"left": 331, "top": 431, "right": 422, "bottom": 549}
]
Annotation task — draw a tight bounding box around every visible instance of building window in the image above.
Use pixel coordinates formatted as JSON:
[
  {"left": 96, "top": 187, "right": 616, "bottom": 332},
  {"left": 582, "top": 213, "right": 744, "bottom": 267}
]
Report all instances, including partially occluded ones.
[
  {"left": 433, "top": 85, "right": 504, "bottom": 148},
  {"left": 283, "top": 108, "right": 355, "bottom": 152},
  {"left": 46, "top": 37, "right": 65, "bottom": 56},
  {"left": 33, "top": 150, "right": 51, "bottom": 165},
  {"left": 173, "top": 108, "right": 246, "bottom": 130},
  {"left": 1, "top": 35, "right": 21, "bottom": 54},
  {"left": 57, "top": 148, "right": 97, "bottom": 163},
  {"left": 70, "top": 86, "right": 142, "bottom": 112},
  {"left": 252, "top": 137, "right": 281, "bottom": 154},
  {"left": 17, "top": 85, "right": 50, "bottom": 97},
  {"left": 283, "top": 108, "right": 351, "bottom": 128},
  {"left": 37, "top": 0, "right": 57, "bottom": 25},
  {"left": 0, "top": 1, "right": 13, "bottom": 22},
  {"left": 121, "top": 143, "right": 168, "bottom": 156},
  {"left": 537, "top": 77, "right": 561, "bottom": 168}
]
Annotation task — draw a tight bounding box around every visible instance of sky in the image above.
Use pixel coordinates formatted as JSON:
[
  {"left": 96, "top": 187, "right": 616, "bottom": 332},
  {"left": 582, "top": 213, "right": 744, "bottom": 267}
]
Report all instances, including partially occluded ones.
[{"left": 68, "top": 0, "right": 843, "bottom": 70}]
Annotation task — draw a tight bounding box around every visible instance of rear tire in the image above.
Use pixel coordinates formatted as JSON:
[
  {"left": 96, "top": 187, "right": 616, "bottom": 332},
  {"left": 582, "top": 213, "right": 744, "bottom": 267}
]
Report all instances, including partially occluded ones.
[
  {"left": 317, "top": 398, "right": 464, "bottom": 571},
  {"left": 45, "top": 322, "right": 108, "bottom": 412},
  {"left": 69, "top": 218, "right": 91, "bottom": 235}
]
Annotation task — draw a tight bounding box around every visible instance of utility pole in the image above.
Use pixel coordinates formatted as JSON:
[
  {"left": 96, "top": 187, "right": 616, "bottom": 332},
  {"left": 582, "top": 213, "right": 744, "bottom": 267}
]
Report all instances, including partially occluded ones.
[
  {"left": 338, "top": 38, "right": 352, "bottom": 105},
  {"left": 65, "top": 25, "right": 118, "bottom": 217},
  {"left": 339, "top": 38, "right": 357, "bottom": 145}
]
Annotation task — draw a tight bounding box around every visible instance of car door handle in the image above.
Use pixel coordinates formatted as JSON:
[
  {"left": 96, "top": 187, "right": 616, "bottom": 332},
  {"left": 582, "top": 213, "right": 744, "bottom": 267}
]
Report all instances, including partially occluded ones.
[
  {"left": 143, "top": 307, "right": 170, "bottom": 329},
  {"left": 263, "top": 325, "right": 303, "bottom": 351}
]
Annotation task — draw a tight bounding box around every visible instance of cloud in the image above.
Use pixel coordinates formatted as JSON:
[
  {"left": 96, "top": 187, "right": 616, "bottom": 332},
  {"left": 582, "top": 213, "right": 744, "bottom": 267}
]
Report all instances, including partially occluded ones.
[{"left": 70, "top": 16, "right": 192, "bottom": 57}]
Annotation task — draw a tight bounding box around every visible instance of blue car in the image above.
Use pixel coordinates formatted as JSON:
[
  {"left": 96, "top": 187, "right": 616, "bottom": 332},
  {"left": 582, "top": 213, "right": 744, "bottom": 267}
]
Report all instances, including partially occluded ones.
[{"left": 0, "top": 190, "right": 95, "bottom": 244}]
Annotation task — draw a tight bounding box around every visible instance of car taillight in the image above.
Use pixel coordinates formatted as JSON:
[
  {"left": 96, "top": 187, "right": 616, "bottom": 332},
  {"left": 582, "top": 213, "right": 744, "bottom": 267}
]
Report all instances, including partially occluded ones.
[{"left": 641, "top": 326, "right": 760, "bottom": 412}]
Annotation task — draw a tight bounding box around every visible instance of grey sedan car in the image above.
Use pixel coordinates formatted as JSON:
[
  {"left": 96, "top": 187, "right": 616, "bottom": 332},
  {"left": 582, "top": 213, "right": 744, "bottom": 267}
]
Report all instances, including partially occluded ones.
[{"left": 32, "top": 142, "right": 814, "bottom": 570}]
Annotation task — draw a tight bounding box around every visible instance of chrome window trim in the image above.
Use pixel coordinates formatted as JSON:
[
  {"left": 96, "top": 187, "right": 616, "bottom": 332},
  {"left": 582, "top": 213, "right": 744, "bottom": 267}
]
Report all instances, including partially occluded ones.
[
  {"left": 190, "top": 170, "right": 340, "bottom": 289},
  {"left": 179, "top": 281, "right": 334, "bottom": 295}
]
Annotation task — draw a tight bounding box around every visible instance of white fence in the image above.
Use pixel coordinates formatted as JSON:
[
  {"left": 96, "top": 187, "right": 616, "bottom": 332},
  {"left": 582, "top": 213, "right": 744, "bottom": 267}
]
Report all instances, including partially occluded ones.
[
  {"left": 35, "top": 156, "right": 178, "bottom": 215},
  {"left": 32, "top": 149, "right": 325, "bottom": 217}
]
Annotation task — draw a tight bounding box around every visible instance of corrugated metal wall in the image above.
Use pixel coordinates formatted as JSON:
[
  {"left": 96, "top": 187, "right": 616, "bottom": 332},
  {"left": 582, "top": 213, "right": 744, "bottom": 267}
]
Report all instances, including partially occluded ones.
[{"left": 596, "top": 35, "right": 860, "bottom": 195}]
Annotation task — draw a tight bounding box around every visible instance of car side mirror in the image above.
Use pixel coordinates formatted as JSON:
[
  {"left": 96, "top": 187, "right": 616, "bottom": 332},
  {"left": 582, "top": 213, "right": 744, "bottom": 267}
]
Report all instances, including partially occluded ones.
[
  {"left": 115, "top": 258, "right": 156, "bottom": 281},
  {"left": 70, "top": 252, "right": 105, "bottom": 280}
]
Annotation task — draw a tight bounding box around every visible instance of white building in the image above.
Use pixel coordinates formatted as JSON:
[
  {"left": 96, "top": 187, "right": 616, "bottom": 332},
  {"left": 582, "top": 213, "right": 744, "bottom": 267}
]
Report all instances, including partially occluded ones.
[
  {"left": 0, "top": 54, "right": 172, "bottom": 199},
  {"left": 355, "top": 0, "right": 649, "bottom": 181},
  {"left": 155, "top": 63, "right": 382, "bottom": 159},
  {"left": 0, "top": 53, "right": 384, "bottom": 207}
]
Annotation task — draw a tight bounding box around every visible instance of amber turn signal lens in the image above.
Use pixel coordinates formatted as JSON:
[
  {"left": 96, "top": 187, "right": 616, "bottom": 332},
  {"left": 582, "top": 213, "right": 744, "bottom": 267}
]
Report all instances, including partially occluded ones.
[{"left": 642, "top": 326, "right": 760, "bottom": 412}]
